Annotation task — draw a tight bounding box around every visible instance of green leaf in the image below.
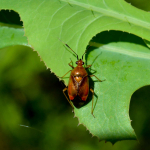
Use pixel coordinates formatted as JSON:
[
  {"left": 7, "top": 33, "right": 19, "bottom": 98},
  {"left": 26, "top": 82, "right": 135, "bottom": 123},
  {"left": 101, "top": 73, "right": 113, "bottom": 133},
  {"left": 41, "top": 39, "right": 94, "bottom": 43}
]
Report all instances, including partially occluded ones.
[
  {"left": 143, "top": 39, "right": 150, "bottom": 49},
  {"left": 75, "top": 30, "right": 150, "bottom": 143},
  {"left": 1, "top": 0, "right": 150, "bottom": 143},
  {"left": 0, "top": 23, "right": 28, "bottom": 49}
]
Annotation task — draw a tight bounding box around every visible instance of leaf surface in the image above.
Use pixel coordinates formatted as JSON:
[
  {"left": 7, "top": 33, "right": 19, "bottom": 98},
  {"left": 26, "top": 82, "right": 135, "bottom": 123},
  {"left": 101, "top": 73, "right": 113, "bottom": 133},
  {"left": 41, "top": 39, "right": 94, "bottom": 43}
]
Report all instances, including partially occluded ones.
[
  {"left": 0, "top": 0, "right": 150, "bottom": 142},
  {"left": 0, "top": 23, "right": 28, "bottom": 49}
]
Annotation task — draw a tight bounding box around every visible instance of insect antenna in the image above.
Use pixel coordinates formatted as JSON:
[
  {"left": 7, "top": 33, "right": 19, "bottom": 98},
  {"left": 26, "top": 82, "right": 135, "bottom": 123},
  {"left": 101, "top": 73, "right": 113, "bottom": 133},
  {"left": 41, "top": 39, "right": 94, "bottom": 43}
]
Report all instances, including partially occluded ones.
[
  {"left": 82, "top": 45, "right": 91, "bottom": 60},
  {"left": 58, "top": 37, "right": 79, "bottom": 60}
]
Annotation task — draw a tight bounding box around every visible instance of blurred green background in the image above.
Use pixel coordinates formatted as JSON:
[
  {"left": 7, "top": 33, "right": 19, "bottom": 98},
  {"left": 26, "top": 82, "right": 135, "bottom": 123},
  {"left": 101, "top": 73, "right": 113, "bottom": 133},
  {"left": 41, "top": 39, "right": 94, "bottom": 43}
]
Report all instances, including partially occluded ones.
[{"left": 0, "top": 1, "right": 150, "bottom": 150}]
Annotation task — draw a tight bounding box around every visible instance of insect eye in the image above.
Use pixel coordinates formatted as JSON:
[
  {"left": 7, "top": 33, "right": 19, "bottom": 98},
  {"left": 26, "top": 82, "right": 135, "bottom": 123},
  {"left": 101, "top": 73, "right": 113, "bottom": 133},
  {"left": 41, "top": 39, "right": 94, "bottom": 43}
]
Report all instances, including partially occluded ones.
[
  {"left": 76, "top": 61, "right": 78, "bottom": 64},
  {"left": 82, "top": 62, "right": 84, "bottom": 65}
]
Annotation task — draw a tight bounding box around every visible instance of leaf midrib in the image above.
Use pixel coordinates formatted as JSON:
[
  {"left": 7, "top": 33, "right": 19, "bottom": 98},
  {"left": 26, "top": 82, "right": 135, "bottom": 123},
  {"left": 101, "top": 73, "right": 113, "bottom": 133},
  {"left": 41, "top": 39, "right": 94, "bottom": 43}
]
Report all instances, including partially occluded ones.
[
  {"left": 61, "top": 0, "right": 150, "bottom": 30},
  {"left": 102, "top": 44, "right": 150, "bottom": 59}
]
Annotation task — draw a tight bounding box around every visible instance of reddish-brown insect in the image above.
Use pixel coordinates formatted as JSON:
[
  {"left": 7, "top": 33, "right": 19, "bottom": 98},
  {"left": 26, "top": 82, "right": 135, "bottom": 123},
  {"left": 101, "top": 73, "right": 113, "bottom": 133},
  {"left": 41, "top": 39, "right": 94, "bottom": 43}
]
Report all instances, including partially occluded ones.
[{"left": 60, "top": 40, "right": 104, "bottom": 117}]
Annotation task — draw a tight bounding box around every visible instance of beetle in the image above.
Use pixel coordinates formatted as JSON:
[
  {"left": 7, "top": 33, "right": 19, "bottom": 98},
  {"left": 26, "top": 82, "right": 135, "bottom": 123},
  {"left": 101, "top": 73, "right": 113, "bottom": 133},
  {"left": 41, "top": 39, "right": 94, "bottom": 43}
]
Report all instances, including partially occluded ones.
[{"left": 60, "top": 40, "right": 104, "bottom": 117}]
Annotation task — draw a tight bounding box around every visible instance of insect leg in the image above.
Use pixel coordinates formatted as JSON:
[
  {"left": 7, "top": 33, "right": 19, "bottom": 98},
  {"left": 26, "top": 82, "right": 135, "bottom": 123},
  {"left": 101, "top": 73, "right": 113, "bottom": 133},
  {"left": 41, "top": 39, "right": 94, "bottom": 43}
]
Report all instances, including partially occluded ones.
[
  {"left": 63, "top": 87, "right": 74, "bottom": 111},
  {"left": 60, "top": 70, "right": 72, "bottom": 78},
  {"left": 60, "top": 60, "right": 74, "bottom": 78},
  {"left": 68, "top": 60, "right": 74, "bottom": 69},
  {"left": 85, "top": 65, "right": 92, "bottom": 69},
  {"left": 90, "top": 88, "right": 95, "bottom": 118},
  {"left": 89, "top": 75, "right": 105, "bottom": 82}
]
